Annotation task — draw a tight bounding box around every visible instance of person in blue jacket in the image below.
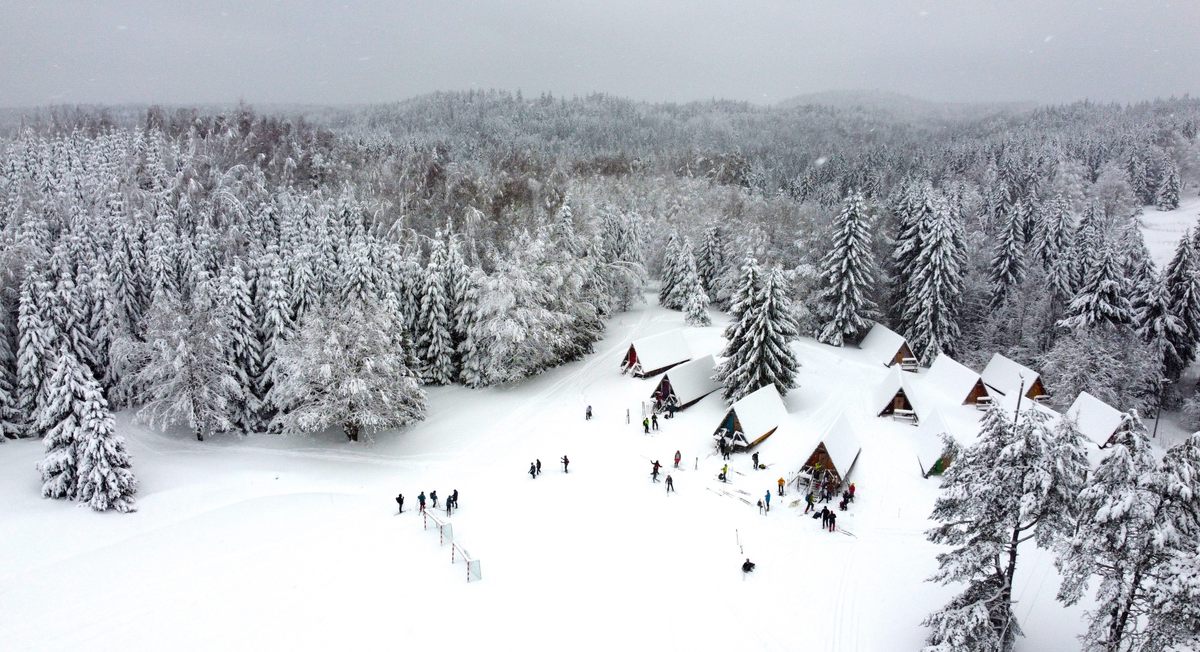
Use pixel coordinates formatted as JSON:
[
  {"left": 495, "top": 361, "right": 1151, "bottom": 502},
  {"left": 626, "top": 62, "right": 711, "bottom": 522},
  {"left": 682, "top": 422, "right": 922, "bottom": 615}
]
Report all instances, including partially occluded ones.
[{"left": 764, "top": 490, "right": 771, "bottom": 513}]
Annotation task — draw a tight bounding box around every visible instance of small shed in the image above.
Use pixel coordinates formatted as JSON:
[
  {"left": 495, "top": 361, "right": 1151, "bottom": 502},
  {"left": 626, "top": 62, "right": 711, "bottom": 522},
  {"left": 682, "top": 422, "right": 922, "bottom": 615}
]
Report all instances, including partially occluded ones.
[
  {"left": 914, "top": 410, "right": 961, "bottom": 477},
  {"left": 981, "top": 353, "right": 1048, "bottom": 402},
  {"left": 1066, "top": 392, "right": 1123, "bottom": 449},
  {"left": 872, "top": 366, "right": 922, "bottom": 423},
  {"left": 800, "top": 414, "right": 862, "bottom": 490},
  {"left": 713, "top": 384, "right": 788, "bottom": 450},
  {"left": 926, "top": 353, "right": 990, "bottom": 405},
  {"left": 858, "top": 322, "right": 918, "bottom": 370},
  {"left": 622, "top": 330, "right": 691, "bottom": 378},
  {"left": 650, "top": 354, "right": 720, "bottom": 412}
]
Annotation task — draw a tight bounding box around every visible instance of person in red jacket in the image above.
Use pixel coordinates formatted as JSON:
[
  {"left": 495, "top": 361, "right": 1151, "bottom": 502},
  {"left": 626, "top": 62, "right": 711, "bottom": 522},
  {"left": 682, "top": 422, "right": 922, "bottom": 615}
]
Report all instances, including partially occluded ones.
[{"left": 674, "top": 450, "right": 682, "bottom": 468}]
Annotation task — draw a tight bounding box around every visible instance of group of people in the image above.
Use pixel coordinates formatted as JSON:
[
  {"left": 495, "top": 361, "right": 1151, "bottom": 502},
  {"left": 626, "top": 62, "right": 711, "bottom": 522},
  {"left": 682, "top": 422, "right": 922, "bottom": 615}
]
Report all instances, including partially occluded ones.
[
  {"left": 641, "top": 413, "right": 660, "bottom": 434},
  {"left": 395, "top": 489, "right": 460, "bottom": 515},
  {"left": 529, "top": 456, "right": 571, "bottom": 478},
  {"left": 649, "top": 459, "right": 675, "bottom": 492}
]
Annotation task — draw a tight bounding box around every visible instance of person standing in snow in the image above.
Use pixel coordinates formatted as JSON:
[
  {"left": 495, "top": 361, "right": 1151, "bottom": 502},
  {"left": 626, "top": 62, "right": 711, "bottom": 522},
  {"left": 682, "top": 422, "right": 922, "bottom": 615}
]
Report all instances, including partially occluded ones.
[
  {"left": 651, "top": 460, "right": 662, "bottom": 482},
  {"left": 418, "top": 491, "right": 427, "bottom": 513},
  {"left": 446, "top": 498, "right": 454, "bottom": 516},
  {"left": 643, "top": 417, "right": 650, "bottom": 434},
  {"left": 720, "top": 440, "right": 731, "bottom": 460},
  {"left": 764, "top": 490, "right": 771, "bottom": 512},
  {"left": 757, "top": 499, "right": 764, "bottom": 514},
  {"left": 742, "top": 559, "right": 755, "bottom": 573},
  {"left": 665, "top": 474, "right": 675, "bottom": 493},
  {"left": 820, "top": 505, "right": 830, "bottom": 528},
  {"left": 651, "top": 414, "right": 659, "bottom": 431},
  {"left": 849, "top": 483, "right": 856, "bottom": 501},
  {"left": 395, "top": 493, "right": 404, "bottom": 514},
  {"left": 561, "top": 455, "right": 570, "bottom": 473},
  {"left": 751, "top": 452, "right": 759, "bottom": 470},
  {"left": 536, "top": 459, "right": 542, "bottom": 476},
  {"left": 804, "top": 492, "right": 815, "bottom": 513},
  {"left": 450, "top": 489, "right": 459, "bottom": 510},
  {"left": 777, "top": 477, "right": 785, "bottom": 496},
  {"left": 529, "top": 463, "right": 537, "bottom": 479},
  {"left": 720, "top": 463, "right": 729, "bottom": 482},
  {"left": 586, "top": 405, "right": 592, "bottom": 421},
  {"left": 430, "top": 490, "right": 439, "bottom": 508},
  {"left": 828, "top": 511, "right": 838, "bottom": 533},
  {"left": 674, "top": 450, "right": 682, "bottom": 468}
]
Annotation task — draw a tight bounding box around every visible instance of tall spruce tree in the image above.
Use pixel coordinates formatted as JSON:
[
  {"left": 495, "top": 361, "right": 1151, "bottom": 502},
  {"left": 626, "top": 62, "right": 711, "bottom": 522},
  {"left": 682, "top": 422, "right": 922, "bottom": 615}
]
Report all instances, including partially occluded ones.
[
  {"left": 695, "top": 224, "right": 727, "bottom": 295},
  {"left": 415, "top": 262, "right": 455, "bottom": 385},
  {"left": 37, "top": 347, "right": 91, "bottom": 500},
  {"left": 17, "top": 267, "right": 55, "bottom": 435},
  {"left": 1137, "top": 272, "right": 1188, "bottom": 380},
  {"left": 989, "top": 204, "right": 1026, "bottom": 310},
  {"left": 74, "top": 366, "right": 137, "bottom": 513},
  {"left": 815, "top": 192, "right": 878, "bottom": 346},
  {"left": 1163, "top": 230, "right": 1200, "bottom": 378},
  {"left": 1059, "top": 244, "right": 1134, "bottom": 331},
  {"left": 903, "top": 193, "right": 966, "bottom": 362},
  {"left": 1155, "top": 162, "right": 1180, "bottom": 211},
  {"left": 658, "top": 231, "right": 684, "bottom": 309},
  {"left": 716, "top": 265, "right": 798, "bottom": 402}
]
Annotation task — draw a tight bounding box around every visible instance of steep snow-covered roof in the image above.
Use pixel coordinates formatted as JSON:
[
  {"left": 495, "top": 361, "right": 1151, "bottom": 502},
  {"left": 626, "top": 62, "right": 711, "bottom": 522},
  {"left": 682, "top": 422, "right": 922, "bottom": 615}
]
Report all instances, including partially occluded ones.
[
  {"left": 729, "top": 384, "right": 788, "bottom": 440},
  {"left": 1066, "top": 392, "right": 1123, "bottom": 448},
  {"left": 871, "top": 366, "right": 923, "bottom": 415},
  {"left": 981, "top": 353, "right": 1041, "bottom": 397},
  {"left": 629, "top": 330, "right": 691, "bottom": 373},
  {"left": 658, "top": 354, "right": 719, "bottom": 405},
  {"left": 858, "top": 322, "right": 910, "bottom": 366},
  {"left": 925, "top": 354, "right": 983, "bottom": 404},
  {"left": 820, "top": 414, "right": 862, "bottom": 475},
  {"left": 912, "top": 410, "right": 954, "bottom": 470}
]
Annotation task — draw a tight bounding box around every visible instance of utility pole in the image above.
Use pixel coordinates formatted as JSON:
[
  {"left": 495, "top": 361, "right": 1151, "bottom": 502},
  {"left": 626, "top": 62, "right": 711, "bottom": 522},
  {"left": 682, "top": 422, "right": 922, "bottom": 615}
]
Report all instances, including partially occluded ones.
[
  {"left": 1013, "top": 375, "right": 1026, "bottom": 425},
  {"left": 1152, "top": 377, "right": 1167, "bottom": 439}
]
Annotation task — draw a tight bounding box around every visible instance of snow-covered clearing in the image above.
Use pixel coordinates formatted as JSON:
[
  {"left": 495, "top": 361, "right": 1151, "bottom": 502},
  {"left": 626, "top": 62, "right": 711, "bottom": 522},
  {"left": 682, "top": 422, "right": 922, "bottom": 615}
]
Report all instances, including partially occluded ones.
[
  {"left": 1141, "top": 195, "right": 1200, "bottom": 270},
  {"left": 2, "top": 298, "right": 1090, "bottom": 651}
]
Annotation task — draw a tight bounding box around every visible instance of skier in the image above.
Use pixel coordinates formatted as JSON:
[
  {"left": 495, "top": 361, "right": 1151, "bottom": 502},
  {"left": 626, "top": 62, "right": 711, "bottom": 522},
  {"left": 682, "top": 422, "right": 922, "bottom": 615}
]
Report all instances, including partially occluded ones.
[
  {"left": 828, "top": 511, "right": 838, "bottom": 533},
  {"left": 586, "top": 405, "right": 592, "bottom": 421},
  {"left": 777, "top": 477, "right": 785, "bottom": 496},
  {"left": 395, "top": 493, "right": 404, "bottom": 514},
  {"left": 849, "top": 483, "right": 856, "bottom": 500},
  {"left": 651, "top": 414, "right": 659, "bottom": 431},
  {"left": 742, "top": 558, "right": 756, "bottom": 573},
  {"left": 446, "top": 498, "right": 453, "bottom": 516},
  {"left": 450, "top": 489, "right": 459, "bottom": 510},
  {"left": 651, "top": 460, "right": 662, "bottom": 482},
  {"left": 561, "top": 455, "right": 570, "bottom": 473},
  {"left": 674, "top": 450, "right": 682, "bottom": 468},
  {"left": 804, "top": 492, "right": 815, "bottom": 513},
  {"left": 430, "top": 490, "right": 439, "bottom": 508},
  {"left": 665, "top": 474, "right": 675, "bottom": 493},
  {"left": 721, "top": 440, "right": 731, "bottom": 460},
  {"left": 720, "top": 463, "right": 729, "bottom": 483},
  {"left": 757, "top": 499, "right": 764, "bottom": 514},
  {"left": 643, "top": 417, "right": 650, "bottom": 434},
  {"left": 529, "top": 462, "right": 537, "bottom": 479},
  {"left": 536, "top": 459, "right": 542, "bottom": 476},
  {"left": 820, "top": 506, "right": 830, "bottom": 529},
  {"left": 764, "top": 490, "right": 771, "bottom": 512},
  {"left": 418, "top": 491, "right": 427, "bottom": 513},
  {"left": 752, "top": 452, "right": 759, "bottom": 470}
]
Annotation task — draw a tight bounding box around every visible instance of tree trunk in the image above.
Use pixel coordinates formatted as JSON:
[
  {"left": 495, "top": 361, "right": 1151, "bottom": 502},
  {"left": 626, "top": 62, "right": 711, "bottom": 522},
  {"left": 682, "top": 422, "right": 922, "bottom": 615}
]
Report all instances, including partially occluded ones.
[{"left": 999, "top": 521, "right": 1023, "bottom": 650}]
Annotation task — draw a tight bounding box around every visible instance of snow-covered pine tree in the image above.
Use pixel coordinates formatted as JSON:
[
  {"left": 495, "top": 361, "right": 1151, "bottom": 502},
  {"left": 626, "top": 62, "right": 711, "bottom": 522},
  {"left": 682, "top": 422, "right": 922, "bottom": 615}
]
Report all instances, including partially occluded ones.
[
  {"left": 125, "top": 273, "right": 242, "bottom": 441},
  {"left": 455, "top": 267, "right": 487, "bottom": 388},
  {"left": 903, "top": 193, "right": 965, "bottom": 363},
  {"left": 695, "top": 224, "right": 727, "bottom": 295},
  {"left": 664, "top": 236, "right": 698, "bottom": 310},
  {"left": 221, "top": 263, "right": 263, "bottom": 432},
  {"left": 1035, "top": 195, "right": 1073, "bottom": 272},
  {"left": 1155, "top": 161, "right": 1180, "bottom": 211},
  {"left": 681, "top": 252, "right": 712, "bottom": 327},
  {"left": 814, "top": 192, "right": 878, "bottom": 346},
  {"left": 0, "top": 314, "right": 19, "bottom": 441},
  {"left": 989, "top": 202, "right": 1026, "bottom": 310},
  {"left": 1070, "top": 203, "right": 1104, "bottom": 293},
  {"left": 74, "top": 366, "right": 137, "bottom": 513},
  {"left": 658, "top": 231, "right": 684, "bottom": 309},
  {"left": 1137, "top": 271, "right": 1188, "bottom": 380},
  {"left": 1142, "top": 433, "right": 1200, "bottom": 650},
  {"left": 17, "top": 267, "right": 55, "bottom": 436},
  {"left": 1059, "top": 244, "right": 1133, "bottom": 331},
  {"left": 1163, "top": 230, "right": 1200, "bottom": 378},
  {"left": 109, "top": 222, "right": 148, "bottom": 341},
  {"left": 924, "top": 406, "right": 1088, "bottom": 651},
  {"left": 1056, "top": 411, "right": 1168, "bottom": 652},
  {"left": 716, "top": 266, "right": 798, "bottom": 402},
  {"left": 257, "top": 254, "right": 294, "bottom": 425},
  {"left": 415, "top": 261, "right": 455, "bottom": 385},
  {"left": 271, "top": 297, "right": 426, "bottom": 442},
  {"left": 37, "top": 347, "right": 91, "bottom": 500}
]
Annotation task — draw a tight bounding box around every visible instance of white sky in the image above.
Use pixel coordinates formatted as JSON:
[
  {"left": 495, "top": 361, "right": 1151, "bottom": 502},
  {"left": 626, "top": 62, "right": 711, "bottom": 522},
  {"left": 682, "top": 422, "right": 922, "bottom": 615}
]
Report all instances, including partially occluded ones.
[{"left": 0, "top": 0, "right": 1197, "bottom": 107}]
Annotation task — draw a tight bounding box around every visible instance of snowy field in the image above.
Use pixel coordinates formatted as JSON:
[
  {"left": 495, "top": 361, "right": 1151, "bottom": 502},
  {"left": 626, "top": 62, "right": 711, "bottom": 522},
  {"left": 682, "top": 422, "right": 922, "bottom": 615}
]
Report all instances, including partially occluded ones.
[
  {"left": 0, "top": 296, "right": 1108, "bottom": 652},
  {"left": 1140, "top": 195, "right": 1200, "bottom": 270}
]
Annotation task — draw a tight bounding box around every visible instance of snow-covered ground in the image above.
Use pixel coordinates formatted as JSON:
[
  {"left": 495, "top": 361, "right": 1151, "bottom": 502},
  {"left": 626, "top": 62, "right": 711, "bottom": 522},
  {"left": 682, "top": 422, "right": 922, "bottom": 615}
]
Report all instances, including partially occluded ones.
[
  {"left": 1141, "top": 195, "right": 1200, "bottom": 270},
  {"left": 2, "top": 298, "right": 1094, "bottom": 651}
]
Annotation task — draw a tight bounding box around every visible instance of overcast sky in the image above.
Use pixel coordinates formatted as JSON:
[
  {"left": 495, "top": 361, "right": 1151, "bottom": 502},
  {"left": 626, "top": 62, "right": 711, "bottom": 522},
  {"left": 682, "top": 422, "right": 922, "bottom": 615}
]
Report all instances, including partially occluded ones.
[{"left": 1, "top": 0, "right": 1197, "bottom": 107}]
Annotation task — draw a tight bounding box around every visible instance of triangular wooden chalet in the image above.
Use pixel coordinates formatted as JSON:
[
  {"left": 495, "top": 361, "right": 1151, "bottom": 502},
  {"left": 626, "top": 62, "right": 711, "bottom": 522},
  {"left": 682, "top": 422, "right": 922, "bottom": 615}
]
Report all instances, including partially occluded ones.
[
  {"left": 713, "top": 384, "right": 788, "bottom": 450},
  {"left": 872, "top": 366, "right": 922, "bottom": 424},
  {"left": 925, "top": 353, "right": 990, "bottom": 406},
  {"left": 650, "top": 354, "right": 720, "bottom": 413},
  {"left": 914, "top": 410, "right": 961, "bottom": 478},
  {"left": 981, "top": 353, "right": 1048, "bottom": 402},
  {"left": 858, "top": 322, "right": 918, "bottom": 371},
  {"left": 1066, "top": 391, "right": 1123, "bottom": 449},
  {"left": 621, "top": 330, "right": 691, "bottom": 378},
  {"left": 800, "top": 414, "right": 862, "bottom": 491}
]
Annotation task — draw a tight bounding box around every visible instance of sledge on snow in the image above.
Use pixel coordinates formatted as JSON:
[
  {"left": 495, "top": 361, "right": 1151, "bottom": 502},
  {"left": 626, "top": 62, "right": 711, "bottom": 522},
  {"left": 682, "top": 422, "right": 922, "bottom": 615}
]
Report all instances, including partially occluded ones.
[{"left": 621, "top": 330, "right": 691, "bottom": 378}]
